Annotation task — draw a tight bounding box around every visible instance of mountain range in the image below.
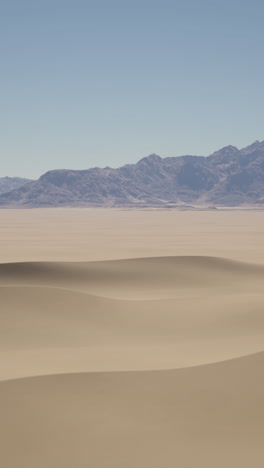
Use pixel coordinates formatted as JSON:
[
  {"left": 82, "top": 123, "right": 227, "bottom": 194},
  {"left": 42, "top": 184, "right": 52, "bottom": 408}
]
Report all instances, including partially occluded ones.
[
  {"left": 1, "top": 140, "right": 264, "bottom": 207},
  {"left": 0, "top": 177, "right": 33, "bottom": 196}
]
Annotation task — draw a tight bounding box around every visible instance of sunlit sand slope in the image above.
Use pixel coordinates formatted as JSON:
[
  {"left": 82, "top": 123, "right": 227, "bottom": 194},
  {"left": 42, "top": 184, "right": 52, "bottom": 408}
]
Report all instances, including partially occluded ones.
[
  {"left": 0, "top": 281, "right": 264, "bottom": 379},
  {"left": 1, "top": 352, "right": 264, "bottom": 468}
]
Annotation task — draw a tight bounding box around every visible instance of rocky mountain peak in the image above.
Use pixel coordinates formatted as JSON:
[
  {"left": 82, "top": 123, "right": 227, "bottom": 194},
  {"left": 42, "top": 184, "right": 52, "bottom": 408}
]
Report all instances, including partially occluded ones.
[{"left": 137, "top": 154, "right": 162, "bottom": 164}]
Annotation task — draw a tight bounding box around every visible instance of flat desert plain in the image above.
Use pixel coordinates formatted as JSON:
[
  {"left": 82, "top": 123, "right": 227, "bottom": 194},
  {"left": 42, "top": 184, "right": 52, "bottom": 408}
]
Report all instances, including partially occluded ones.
[{"left": 0, "top": 208, "right": 264, "bottom": 468}]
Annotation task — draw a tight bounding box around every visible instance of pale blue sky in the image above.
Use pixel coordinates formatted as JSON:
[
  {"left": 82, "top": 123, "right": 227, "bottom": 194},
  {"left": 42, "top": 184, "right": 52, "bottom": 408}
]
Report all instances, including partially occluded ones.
[{"left": 1, "top": 0, "right": 263, "bottom": 178}]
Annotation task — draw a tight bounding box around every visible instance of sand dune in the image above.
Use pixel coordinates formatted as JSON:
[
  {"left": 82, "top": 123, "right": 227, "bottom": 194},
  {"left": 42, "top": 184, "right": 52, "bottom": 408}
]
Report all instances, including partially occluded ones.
[
  {"left": 1, "top": 210, "right": 264, "bottom": 467},
  {"left": 1, "top": 255, "right": 264, "bottom": 378},
  {"left": 1, "top": 255, "right": 264, "bottom": 299},
  {"left": 1, "top": 352, "right": 264, "bottom": 468},
  {"left": 1, "top": 280, "right": 264, "bottom": 379}
]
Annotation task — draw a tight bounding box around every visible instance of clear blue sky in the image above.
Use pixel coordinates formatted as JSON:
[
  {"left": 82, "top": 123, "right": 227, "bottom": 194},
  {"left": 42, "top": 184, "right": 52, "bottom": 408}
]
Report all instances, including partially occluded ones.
[{"left": 1, "top": 0, "right": 263, "bottom": 178}]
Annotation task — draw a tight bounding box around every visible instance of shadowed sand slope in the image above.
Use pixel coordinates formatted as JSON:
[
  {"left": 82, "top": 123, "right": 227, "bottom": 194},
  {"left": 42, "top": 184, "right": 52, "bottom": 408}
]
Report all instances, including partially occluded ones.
[
  {"left": 1, "top": 352, "right": 264, "bottom": 468},
  {"left": 1, "top": 256, "right": 264, "bottom": 299}
]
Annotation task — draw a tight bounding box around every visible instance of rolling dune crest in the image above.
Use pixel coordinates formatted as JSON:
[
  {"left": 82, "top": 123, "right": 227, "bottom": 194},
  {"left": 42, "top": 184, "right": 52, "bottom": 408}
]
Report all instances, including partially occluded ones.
[{"left": 0, "top": 255, "right": 264, "bottom": 299}]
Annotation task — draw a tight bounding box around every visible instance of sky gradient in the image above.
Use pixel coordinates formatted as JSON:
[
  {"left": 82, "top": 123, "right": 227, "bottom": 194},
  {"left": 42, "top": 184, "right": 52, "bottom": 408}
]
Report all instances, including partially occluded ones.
[{"left": 1, "top": 0, "right": 264, "bottom": 178}]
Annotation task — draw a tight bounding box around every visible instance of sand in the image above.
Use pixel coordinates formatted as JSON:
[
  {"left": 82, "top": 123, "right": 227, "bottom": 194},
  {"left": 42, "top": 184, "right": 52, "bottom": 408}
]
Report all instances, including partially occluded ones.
[{"left": 0, "top": 208, "right": 263, "bottom": 467}]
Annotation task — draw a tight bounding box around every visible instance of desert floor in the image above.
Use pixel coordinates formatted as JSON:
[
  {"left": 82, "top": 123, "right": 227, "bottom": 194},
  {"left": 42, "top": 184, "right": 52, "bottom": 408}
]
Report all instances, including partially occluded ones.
[{"left": 0, "top": 208, "right": 264, "bottom": 467}]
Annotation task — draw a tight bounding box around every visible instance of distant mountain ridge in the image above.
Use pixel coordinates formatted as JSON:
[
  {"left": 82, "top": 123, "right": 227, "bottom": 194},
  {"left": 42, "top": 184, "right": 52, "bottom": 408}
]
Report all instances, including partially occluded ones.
[
  {"left": 0, "top": 177, "right": 33, "bottom": 196},
  {"left": 1, "top": 140, "right": 264, "bottom": 207}
]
